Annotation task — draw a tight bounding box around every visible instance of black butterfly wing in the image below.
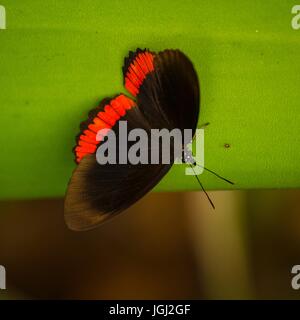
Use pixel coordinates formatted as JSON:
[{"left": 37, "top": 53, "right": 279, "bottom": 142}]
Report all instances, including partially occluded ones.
[
  {"left": 64, "top": 153, "right": 171, "bottom": 231},
  {"left": 65, "top": 95, "right": 172, "bottom": 231},
  {"left": 123, "top": 49, "right": 200, "bottom": 134}
]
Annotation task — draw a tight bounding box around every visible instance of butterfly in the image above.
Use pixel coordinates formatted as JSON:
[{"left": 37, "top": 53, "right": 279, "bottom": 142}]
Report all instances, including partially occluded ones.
[{"left": 64, "top": 48, "right": 233, "bottom": 231}]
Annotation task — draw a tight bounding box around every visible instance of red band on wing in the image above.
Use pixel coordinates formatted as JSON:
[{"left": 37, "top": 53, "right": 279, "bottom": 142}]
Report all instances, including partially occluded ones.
[
  {"left": 75, "top": 95, "right": 136, "bottom": 163},
  {"left": 124, "top": 51, "right": 155, "bottom": 96}
]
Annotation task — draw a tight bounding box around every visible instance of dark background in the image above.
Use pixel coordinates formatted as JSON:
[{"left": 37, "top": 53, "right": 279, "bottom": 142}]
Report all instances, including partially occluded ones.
[{"left": 0, "top": 189, "right": 300, "bottom": 299}]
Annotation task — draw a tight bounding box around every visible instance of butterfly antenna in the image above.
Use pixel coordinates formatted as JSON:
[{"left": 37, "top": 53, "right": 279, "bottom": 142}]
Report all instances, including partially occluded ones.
[
  {"left": 199, "top": 122, "right": 210, "bottom": 129},
  {"left": 192, "top": 122, "right": 210, "bottom": 141},
  {"left": 190, "top": 164, "right": 215, "bottom": 210},
  {"left": 196, "top": 164, "right": 234, "bottom": 185}
]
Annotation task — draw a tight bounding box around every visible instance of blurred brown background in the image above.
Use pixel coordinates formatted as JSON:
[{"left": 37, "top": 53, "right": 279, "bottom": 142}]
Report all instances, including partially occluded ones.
[{"left": 0, "top": 189, "right": 300, "bottom": 299}]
